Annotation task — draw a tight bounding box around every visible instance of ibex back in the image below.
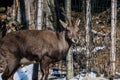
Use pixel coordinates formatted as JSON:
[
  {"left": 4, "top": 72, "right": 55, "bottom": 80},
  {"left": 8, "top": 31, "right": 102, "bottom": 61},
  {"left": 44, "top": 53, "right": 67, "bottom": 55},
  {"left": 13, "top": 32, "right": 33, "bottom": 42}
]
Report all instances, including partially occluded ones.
[{"left": 0, "top": 18, "right": 80, "bottom": 80}]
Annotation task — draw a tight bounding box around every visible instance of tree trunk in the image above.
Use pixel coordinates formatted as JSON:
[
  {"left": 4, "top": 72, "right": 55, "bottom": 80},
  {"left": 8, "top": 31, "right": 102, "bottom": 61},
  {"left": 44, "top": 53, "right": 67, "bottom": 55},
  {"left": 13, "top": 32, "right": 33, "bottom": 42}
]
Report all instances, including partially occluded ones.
[
  {"left": 66, "top": 0, "right": 71, "bottom": 19},
  {"left": 86, "top": 0, "right": 92, "bottom": 71},
  {"left": 25, "top": 0, "right": 31, "bottom": 28},
  {"left": 19, "top": 0, "right": 27, "bottom": 29},
  {"left": 35, "top": 0, "right": 43, "bottom": 30},
  {"left": 82, "top": 0, "right": 86, "bottom": 22},
  {"left": 16, "top": 0, "right": 21, "bottom": 23},
  {"left": 11, "top": 0, "right": 16, "bottom": 21},
  {"left": 66, "top": 0, "right": 73, "bottom": 79},
  {"left": 66, "top": 46, "right": 74, "bottom": 80},
  {"left": 110, "top": 0, "right": 117, "bottom": 76},
  {"left": 44, "top": 0, "right": 55, "bottom": 30}
]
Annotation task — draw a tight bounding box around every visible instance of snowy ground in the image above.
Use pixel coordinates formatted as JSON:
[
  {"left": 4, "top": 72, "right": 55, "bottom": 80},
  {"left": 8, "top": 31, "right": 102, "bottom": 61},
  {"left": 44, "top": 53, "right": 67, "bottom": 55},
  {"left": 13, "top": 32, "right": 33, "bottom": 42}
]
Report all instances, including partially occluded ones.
[
  {"left": 0, "top": 64, "right": 33, "bottom": 80},
  {"left": 1, "top": 64, "right": 119, "bottom": 80}
]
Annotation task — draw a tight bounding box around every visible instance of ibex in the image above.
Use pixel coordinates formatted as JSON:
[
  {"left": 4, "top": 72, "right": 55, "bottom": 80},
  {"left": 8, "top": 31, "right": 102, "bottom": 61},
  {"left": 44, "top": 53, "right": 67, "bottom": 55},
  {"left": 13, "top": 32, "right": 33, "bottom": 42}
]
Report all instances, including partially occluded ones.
[{"left": 0, "top": 18, "right": 80, "bottom": 80}]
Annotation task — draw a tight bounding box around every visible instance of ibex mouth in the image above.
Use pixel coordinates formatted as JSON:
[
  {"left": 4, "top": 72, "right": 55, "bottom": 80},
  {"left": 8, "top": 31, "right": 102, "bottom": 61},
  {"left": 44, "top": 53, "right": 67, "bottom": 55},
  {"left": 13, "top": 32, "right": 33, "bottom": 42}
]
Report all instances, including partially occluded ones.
[{"left": 0, "top": 66, "right": 4, "bottom": 72}]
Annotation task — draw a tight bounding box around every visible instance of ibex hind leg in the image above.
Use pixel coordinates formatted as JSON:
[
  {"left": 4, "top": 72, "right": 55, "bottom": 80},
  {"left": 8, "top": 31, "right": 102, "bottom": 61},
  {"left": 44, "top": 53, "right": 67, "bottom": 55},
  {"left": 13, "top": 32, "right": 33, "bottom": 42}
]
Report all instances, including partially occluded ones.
[
  {"left": 40, "top": 66, "right": 49, "bottom": 80},
  {"left": 39, "top": 64, "right": 44, "bottom": 80},
  {"left": 40, "top": 59, "right": 50, "bottom": 80},
  {"left": 2, "top": 57, "right": 20, "bottom": 80}
]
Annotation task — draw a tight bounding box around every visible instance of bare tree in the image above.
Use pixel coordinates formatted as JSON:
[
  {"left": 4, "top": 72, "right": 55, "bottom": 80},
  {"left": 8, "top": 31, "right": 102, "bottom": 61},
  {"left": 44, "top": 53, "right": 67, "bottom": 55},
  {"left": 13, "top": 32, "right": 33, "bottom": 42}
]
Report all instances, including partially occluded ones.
[
  {"left": 11, "top": 0, "right": 16, "bottom": 21},
  {"left": 35, "top": 0, "right": 43, "bottom": 30},
  {"left": 24, "top": 0, "right": 31, "bottom": 28},
  {"left": 66, "top": 0, "right": 71, "bottom": 19},
  {"left": 16, "top": 0, "right": 21, "bottom": 23},
  {"left": 110, "top": 0, "right": 117, "bottom": 76},
  {"left": 86, "top": 0, "right": 92, "bottom": 71},
  {"left": 65, "top": 0, "right": 74, "bottom": 79},
  {"left": 44, "top": 0, "right": 56, "bottom": 30}
]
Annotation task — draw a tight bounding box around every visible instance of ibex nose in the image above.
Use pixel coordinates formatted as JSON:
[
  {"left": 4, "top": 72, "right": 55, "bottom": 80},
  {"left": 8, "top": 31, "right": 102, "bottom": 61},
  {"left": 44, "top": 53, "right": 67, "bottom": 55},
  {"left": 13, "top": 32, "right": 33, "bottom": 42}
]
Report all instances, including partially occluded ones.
[
  {"left": 72, "top": 39, "right": 79, "bottom": 43},
  {"left": 74, "top": 39, "right": 78, "bottom": 42}
]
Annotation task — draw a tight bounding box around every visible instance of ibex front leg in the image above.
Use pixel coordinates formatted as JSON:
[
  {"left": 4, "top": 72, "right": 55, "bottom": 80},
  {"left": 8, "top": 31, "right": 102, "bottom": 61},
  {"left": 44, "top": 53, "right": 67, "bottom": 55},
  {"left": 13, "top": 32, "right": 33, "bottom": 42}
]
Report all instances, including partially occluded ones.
[{"left": 2, "top": 53, "right": 20, "bottom": 80}]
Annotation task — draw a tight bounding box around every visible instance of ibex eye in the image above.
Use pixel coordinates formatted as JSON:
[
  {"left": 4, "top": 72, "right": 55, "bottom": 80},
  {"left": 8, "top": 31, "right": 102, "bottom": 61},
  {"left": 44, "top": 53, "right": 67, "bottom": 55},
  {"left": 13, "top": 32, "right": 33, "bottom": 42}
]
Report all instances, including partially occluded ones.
[
  {"left": 77, "top": 29, "right": 80, "bottom": 32},
  {"left": 65, "top": 29, "right": 70, "bottom": 32}
]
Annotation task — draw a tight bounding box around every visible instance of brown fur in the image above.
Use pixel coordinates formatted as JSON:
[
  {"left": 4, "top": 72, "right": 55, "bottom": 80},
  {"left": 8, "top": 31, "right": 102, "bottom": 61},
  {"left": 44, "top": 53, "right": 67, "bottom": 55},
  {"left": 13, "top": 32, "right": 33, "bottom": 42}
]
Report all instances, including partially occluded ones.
[{"left": 0, "top": 19, "right": 80, "bottom": 80}]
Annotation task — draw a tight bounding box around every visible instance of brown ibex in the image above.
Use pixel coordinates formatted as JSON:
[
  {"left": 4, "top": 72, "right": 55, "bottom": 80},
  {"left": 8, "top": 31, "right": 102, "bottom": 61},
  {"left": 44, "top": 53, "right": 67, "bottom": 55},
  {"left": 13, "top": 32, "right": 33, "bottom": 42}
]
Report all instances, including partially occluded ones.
[{"left": 0, "top": 18, "right": 80, "bottom": 80}]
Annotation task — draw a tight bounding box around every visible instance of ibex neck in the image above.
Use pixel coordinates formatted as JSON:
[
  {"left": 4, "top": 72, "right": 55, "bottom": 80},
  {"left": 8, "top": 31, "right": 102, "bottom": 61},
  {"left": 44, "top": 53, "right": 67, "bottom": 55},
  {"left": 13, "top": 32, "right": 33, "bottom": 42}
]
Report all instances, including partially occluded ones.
[{"left": 59, "top": 31, "right": 72, "bottom": 47}]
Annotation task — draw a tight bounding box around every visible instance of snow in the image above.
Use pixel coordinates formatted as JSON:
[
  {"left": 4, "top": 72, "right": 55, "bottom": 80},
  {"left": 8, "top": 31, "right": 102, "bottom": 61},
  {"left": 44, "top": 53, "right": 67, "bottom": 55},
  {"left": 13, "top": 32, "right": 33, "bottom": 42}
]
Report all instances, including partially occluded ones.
[
  {"left": 0, "top": 65, "right": 120, "bottom": 80},
  {"left": 0, "top": 64, "right": 33, "bottom": 80},
  {"left": 53, "top": 78, "right": 66, "bottom": 80},
  {"left": 92, "top": 45, "right": 106, "bottom": 53},
  {"left": 51, "top": 69, "right": 66, "bottom": 76},
  {"left": 14, "top": 64, "right": 33, "bottom": 80},
  {"left": 73, "top": 45, "right": 106, "bottom": 54},
  {"left": 70, "top": 72, "right": 97, "bottom": 80},
  {"left": 0, "top": 74, "right": 2, "bottom": 80},
  {"left": 91, "top": 29, "right": 98, "bottom": 34}
]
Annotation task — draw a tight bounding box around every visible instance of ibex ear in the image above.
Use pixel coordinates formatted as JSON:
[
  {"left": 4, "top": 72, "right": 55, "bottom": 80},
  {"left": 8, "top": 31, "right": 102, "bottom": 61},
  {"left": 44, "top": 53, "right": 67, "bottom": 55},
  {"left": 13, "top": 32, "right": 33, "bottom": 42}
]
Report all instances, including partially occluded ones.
[
  {"left": 75, "top": 18, "right": 81, "bottom": 28},
  {"left": 59, "top": 20, "right": 67, "bottom": 29}
]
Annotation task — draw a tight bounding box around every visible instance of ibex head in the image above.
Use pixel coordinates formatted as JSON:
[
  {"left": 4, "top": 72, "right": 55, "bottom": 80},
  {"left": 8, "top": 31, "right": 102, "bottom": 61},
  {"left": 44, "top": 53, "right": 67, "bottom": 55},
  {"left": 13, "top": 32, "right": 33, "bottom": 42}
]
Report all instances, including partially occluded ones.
[{"left": 60, "top": 18, "right": 80, "bottom": 44}]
